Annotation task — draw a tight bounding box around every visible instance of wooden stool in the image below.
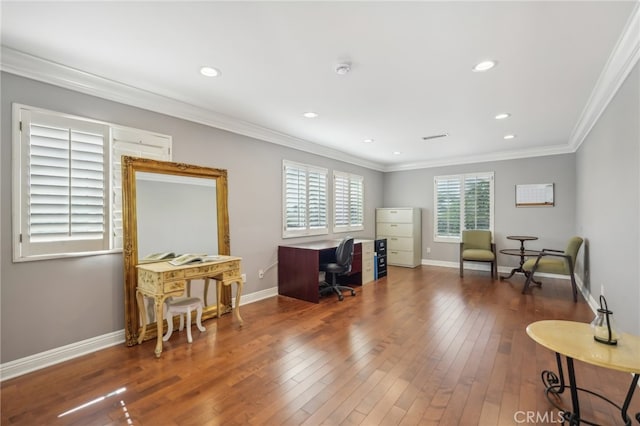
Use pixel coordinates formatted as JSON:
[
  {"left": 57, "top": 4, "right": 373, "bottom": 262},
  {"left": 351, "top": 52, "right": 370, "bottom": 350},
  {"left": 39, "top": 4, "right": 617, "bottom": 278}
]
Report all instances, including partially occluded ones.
[{"left": 163, "top": 297, "right": 205, "bottom": 343}]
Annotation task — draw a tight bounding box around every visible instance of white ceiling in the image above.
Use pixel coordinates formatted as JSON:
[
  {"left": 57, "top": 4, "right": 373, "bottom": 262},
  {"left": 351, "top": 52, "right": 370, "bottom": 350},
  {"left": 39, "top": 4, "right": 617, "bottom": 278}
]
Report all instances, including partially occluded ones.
[{"left": 1, "top": 1, "right": 638, "bottom": 171}]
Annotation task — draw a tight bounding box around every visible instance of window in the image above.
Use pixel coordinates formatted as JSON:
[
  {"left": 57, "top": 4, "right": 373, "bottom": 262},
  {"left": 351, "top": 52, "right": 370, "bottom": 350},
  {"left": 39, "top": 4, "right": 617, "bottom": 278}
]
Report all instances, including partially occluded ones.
[
  {"left": 333, "top": 171, "right": 364, "bottom": 233},
  {"left": 282, "top": 160, "right": 328, "bottom": 238},
  {"left": 434, "top": 172, "right": 494, "bottom": 242},
  {"left": 111, "top": 127, "right": 173, "bottom": 249},
  {"left": 13, "top": 104, "right": 171, "bottom": 261}
]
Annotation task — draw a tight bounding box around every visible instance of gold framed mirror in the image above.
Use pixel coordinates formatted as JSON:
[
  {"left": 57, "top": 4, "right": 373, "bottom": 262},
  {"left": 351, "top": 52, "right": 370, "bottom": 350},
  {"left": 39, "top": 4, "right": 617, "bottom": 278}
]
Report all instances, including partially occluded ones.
[{"left": 122, "top": 156, "right": 230, "bottom": 346}]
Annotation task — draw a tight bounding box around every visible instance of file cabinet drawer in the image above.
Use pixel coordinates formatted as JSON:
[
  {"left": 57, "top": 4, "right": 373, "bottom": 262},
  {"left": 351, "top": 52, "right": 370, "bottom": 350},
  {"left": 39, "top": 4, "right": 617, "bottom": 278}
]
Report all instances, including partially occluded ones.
[
  {"left": 388, "top": 250, "right": 416, "bottom": 267},
  {"left": 385, "top": 236, "right": 414, "bottom": 251},
  {"left": 377, "top": 223, "right": 414, "bottom": 237},
  {"left": 376, "top": 208, "right": 415, "bottom": 223}
]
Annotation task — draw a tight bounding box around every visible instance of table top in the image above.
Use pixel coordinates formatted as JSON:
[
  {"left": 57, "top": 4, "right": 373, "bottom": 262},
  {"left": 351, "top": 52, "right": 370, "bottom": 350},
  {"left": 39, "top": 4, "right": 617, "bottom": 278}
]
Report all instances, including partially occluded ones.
[
  {"left": 279, "top": 238, "right": 373, "bottom": 250},
  {"left": 526, "top": 320, "right": 640, "bottom": 374},
  {"left": 500, "top": 249, "right": 540, "bottom": 256},
  {"left": 507, "top": 235, "right": 538, "bottom": 241},
  {"left": 136, "top": 255, "right": 242, "bottom": 272}
]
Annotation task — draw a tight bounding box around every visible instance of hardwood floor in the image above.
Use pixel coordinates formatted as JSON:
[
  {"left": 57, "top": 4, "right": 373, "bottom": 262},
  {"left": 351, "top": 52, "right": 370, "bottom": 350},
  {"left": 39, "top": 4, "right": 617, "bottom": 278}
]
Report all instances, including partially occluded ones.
[{"left": 2, "top": 265, "right": 639, "bottom": 425}]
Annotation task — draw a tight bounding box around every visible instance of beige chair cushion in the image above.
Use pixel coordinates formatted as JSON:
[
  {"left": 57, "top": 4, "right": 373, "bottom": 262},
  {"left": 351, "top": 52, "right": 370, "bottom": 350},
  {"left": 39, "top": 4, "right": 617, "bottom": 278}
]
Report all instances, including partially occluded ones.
[{"left": 462, "top": 248, "right": 495, "bottom": 261}]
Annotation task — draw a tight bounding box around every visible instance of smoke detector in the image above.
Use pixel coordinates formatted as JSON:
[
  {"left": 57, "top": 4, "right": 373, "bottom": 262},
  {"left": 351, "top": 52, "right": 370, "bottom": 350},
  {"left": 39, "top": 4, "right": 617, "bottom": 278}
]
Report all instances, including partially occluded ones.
[{"left": 335, "top": 63, "right": 351, "bottom": 75}]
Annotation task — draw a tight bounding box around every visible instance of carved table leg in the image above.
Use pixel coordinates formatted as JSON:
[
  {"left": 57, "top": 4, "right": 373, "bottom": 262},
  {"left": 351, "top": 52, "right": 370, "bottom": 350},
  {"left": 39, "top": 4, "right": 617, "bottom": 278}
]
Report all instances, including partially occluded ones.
[
  {"left": 154, "top": 297, "right": 165, "bottom": 358},
  {"left": 136, "top": 290, "right": 147, "bottom": 345},
  {"left": 216, "top": 279, "right": 222, "bottom": 319},
  {"left": 234, "top": 279, "right": 243, "bottom": 325}
]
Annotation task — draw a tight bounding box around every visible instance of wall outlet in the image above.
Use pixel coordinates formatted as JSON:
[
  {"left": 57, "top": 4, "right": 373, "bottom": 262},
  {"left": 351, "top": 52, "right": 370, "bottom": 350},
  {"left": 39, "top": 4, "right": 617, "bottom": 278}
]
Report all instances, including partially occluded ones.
[
  {"left": 426, "top": 247, "right": 431, "bottom": 254},
  {"left": 241, "top": 273, "right": 247, "bottom": 283},
  {"left": 258, "top": 269, "right": 264, "bottom": 279}
]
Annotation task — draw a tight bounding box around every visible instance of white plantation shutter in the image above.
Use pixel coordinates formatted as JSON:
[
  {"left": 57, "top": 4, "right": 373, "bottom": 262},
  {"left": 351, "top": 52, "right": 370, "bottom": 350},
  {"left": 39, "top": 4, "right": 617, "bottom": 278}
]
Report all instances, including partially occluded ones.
[
  {"left": 464, "top": 174, "right": 492, "bottom": 231},
  {"left": 19, "top": 110, "right": 109, "bottom": 256},
  {"left": 307, "top": 168, "right": 327, "bottom": 230},
  {"left": 284, "top": 165, "right": 306, "bottom": 231},
  {"left": 333, "top": 171, "right": 364, "bottom": 232},
  {"left": 434, "top": 176, "right": 462, "bottom": 240},
  {"left": 434, "top": 172, "right": 494, "bottom": 242},
  {"left": 349, "top": 175, "right": 364, "bottom": 228},
  {"left": 111, "top": 127, "right": 171, "bottom": 248},
  {"left": 282, "top": 160, "right": 328, "bottom": 238},
  {"left": 334, "top": 173, "right": 349, "bottom": 228},
  {"left": 13, "top": 105, "right": 172, "bottom": 261}
]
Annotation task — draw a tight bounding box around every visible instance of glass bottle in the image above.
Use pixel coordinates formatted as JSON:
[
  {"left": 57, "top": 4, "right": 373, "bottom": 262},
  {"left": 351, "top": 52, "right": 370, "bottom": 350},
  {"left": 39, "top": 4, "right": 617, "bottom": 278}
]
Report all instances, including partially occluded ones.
[{"left": 590, "top": 295, "right": 619, "bottom": 345}]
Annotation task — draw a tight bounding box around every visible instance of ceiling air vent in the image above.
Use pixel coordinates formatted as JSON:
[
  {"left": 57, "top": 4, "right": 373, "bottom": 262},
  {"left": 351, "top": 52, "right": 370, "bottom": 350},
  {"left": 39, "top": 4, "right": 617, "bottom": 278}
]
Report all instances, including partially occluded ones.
[{"left": 422, "top": 133, "right": 449, "bottom": 141}]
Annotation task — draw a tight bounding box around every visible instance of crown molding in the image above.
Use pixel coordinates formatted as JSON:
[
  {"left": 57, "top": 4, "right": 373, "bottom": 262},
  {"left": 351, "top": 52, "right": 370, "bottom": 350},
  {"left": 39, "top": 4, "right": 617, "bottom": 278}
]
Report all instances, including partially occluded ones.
[
  {"left": 383, "top": 144, "right": 575, "bottom": 172},
  {"left": 568, "top": 2, "right": 640, "bottom": 151},
  {"left": 0, "top": 46, "right": 385, "bottom": 172},
  {"left": 3, "top": 1, "right": 637, "bottom": 176}
]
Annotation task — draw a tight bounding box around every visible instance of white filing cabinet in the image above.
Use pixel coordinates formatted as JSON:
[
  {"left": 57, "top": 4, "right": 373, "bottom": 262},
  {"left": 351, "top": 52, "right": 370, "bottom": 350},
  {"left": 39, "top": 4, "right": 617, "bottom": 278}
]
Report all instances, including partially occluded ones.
[
  {"left": 360, "top": 240, "right": 375, "bottom": 284},
  {"left": 376, "top": 207, "right": 422, "bottom": 268}
]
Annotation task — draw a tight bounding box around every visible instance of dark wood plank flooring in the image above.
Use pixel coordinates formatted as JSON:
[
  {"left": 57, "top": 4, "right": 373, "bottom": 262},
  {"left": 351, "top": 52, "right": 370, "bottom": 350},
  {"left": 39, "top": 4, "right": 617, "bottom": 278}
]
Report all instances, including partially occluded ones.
[{"left": 2, "top": 265, "right": 639, "bottom": 425}]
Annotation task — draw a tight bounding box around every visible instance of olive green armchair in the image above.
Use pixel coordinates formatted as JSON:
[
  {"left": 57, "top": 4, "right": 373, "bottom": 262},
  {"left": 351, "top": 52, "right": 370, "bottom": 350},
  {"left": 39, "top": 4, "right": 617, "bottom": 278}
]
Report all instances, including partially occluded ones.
[
  {"left": 522, "top": 236, "right": 583, "bottom": 302},
  {"left": 459, "top": 230, "right": 497, "bottom": 279}
]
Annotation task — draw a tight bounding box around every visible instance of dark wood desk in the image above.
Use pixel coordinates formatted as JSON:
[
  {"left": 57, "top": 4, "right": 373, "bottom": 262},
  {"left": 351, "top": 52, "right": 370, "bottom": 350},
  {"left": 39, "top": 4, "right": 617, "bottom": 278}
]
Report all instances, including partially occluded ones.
[{"left": 278, "top": 239, "right": 369, "bottom": 303}]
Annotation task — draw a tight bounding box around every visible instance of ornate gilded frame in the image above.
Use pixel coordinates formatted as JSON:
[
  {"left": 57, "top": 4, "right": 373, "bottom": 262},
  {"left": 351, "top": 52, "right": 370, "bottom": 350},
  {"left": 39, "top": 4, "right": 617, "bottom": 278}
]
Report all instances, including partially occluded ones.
[{"left": 122, "top": 156, "right": 231, "bottom": 346}]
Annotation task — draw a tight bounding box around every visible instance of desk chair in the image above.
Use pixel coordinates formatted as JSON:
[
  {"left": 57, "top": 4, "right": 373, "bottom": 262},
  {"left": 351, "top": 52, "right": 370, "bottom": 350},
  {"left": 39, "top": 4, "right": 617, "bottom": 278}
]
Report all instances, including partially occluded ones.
[
  {"left": 319, "top": 236, "right": 356, "bottom": 301},
  {"left": 459, "top": 230, "right": 497, "bottom": 278},
  {"left": 522, "top": 236, "right": 583, "bottom": 302}
]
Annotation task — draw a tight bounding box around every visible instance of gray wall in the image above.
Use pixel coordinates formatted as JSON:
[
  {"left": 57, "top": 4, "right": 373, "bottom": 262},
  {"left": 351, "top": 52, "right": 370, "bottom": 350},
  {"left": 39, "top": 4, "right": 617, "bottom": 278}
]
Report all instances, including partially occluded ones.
[
  {"left": 3, "top": 59, "right": 638, "bottom": 364},
  {"left": 0, "top": 73, "right": 384, "bottom": 362},
  {"left": 382, "top": 155, "right": 577, "bottom": 271},
  {"left": 576, "top": 63, "right": 639, "bottom": 335}
]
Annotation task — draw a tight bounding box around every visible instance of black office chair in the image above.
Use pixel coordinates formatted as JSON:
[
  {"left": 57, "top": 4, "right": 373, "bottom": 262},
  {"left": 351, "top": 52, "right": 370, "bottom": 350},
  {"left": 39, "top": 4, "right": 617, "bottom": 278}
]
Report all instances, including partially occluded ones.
[{"left": 319, "top": 236, "right": 356, "bottom": 301}]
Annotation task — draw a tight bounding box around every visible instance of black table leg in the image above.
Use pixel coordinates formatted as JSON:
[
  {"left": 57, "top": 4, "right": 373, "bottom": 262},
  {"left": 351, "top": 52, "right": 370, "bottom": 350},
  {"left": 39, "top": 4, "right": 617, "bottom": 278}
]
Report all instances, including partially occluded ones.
[
  {"left": 620, "top": 374, "right": 638, "bottom": 425},
  {"left": 541, "top": 355, "right": 637, "bottom": 426},
  {"left": 565, "top": 356, "right": 581, "bottom": 425}
]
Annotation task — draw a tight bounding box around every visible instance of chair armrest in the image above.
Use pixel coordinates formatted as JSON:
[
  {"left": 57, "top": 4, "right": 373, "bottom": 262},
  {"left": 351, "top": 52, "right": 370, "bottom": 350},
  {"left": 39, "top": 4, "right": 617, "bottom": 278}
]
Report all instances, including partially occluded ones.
[
  {"left": 537, "top": 251, "right": 570, "bottom": 260},
  {"left": 535, "top": 249, "right": 575, "bottom": 273}
]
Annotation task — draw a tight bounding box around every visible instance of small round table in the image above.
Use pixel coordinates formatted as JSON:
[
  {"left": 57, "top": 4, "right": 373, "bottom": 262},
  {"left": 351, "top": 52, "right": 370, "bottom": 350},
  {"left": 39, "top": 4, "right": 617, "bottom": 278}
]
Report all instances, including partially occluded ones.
[
  {"left": 527, "top": 320, "right": 640, "bottom": 425},
  {"left": 500, "top": 235, "right": 539, "bottom": 281},
  {"left": 507, "top": 235, "right": 538, "bottom": 251}
]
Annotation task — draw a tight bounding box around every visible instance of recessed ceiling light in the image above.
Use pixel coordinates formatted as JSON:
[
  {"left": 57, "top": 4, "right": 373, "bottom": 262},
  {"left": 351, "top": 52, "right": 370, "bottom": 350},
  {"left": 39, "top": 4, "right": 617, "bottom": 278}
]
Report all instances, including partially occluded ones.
[
  {"left": 495, "top": 113, "right": 511, "bottom": 120},
  {"left": 472, "top": 60, "right": 497, "bottom": 72},
  {"left": 302, "top": 112, "right": 319, "bottom": 118},
  {"left": 504, "top": 134, "right": 517, "bottom": 140},
  {"left": 393, "top": 151, "right": 402, "bottom": 155},
  {"left": 363, "top": 138, "right": 374, "bottom": 143},
  {"left": 200, "top": 66, "right": 220, "bottom": 77}
]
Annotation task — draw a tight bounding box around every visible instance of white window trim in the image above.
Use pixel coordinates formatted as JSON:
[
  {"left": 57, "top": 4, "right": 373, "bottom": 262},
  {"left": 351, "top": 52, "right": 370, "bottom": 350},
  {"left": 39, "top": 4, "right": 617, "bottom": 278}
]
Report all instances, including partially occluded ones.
[
  {"left": 333, "top": 171, "right": 364, "bottom": 233},
  {"left": 282, "top": 160, "right": 329, "bottom": 238},
  {"left": 12, "top": 103, "right": 171, "bottom": 262},
  {"left": 433, "top": 171, "right": 494, "bottom": 243}
]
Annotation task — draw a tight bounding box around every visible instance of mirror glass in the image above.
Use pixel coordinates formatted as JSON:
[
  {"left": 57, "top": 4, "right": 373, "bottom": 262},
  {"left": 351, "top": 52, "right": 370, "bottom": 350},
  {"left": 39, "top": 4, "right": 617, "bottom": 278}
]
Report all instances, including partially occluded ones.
[
  {"left": 122, "top": 157, "right": 230, "bottom": 346},
  {"left": 136, "top": 172, "right": 218, "bottom": 259}
]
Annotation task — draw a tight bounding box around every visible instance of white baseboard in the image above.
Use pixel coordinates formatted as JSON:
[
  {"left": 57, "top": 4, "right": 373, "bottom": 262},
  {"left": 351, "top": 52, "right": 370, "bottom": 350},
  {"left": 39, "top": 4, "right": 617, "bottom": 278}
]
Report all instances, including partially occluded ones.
[
  {"left": 1, "top": 286, "right": 280, "bottom": 382},
  {"left": 0, "top": 331, "right": 125, "bottom": 382}
]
